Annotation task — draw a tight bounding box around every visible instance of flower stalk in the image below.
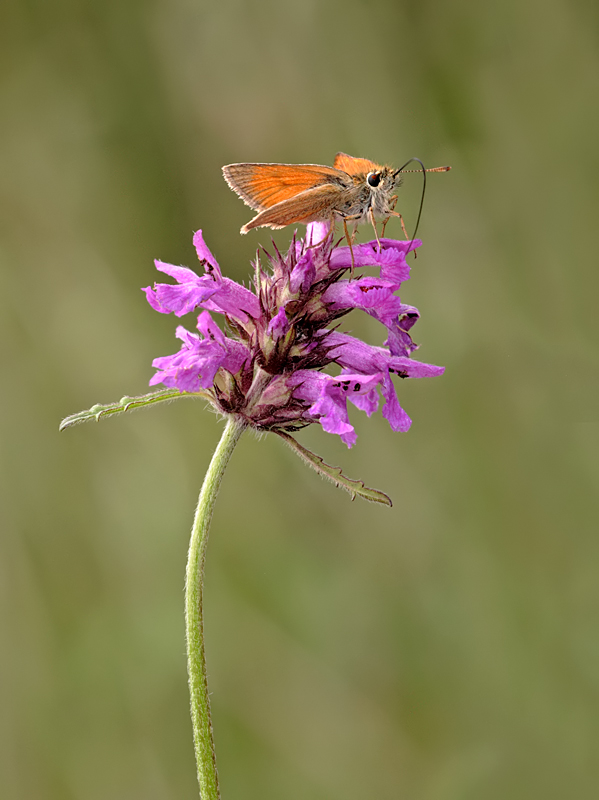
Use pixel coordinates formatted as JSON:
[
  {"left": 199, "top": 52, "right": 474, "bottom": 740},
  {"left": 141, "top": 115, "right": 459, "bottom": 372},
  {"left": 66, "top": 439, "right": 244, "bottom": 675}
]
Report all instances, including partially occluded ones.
[{"left": 185, "top": 415, "right": 246, "bottom": 799}]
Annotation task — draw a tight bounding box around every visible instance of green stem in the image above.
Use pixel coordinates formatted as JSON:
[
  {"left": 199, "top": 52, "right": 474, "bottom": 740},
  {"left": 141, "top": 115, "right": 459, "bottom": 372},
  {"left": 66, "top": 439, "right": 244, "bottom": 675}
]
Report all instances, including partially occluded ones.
[{"left": 185, "top": 415, "right": 246, "bottom": 799}]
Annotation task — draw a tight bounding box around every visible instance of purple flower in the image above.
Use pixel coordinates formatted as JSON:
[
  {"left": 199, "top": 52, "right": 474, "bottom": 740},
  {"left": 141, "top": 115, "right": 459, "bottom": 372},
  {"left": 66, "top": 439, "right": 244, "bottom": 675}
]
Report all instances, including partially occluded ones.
[
  {"left": 329, "top": 237, "right": 417, "bottom": 283},
  {"left": 149, "top": 311, "right": 250, "bottom": 392},
  {"left": 144, "top": 224, "right": 444, "bottom": 447},
  {"left": 289, "top": 371, "right": 382, "bottom": 448},
  {"left": 322, "top": 276, "right": 404, "bottom": 323}
]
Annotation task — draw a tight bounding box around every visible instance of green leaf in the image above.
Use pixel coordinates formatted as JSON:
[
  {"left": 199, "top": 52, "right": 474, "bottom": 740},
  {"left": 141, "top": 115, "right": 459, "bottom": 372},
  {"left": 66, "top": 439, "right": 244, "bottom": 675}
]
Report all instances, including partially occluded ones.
[
  {"left": 59, "top": 388, "right": 211, "bottom": 431},
  {"left": 275, "top": 430, "right": 392, "bottom": 506}
]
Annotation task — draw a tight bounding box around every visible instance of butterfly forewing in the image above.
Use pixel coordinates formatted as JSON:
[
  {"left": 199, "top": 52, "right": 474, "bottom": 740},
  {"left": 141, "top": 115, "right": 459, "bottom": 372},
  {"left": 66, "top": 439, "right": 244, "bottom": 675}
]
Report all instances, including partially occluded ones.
[
  {"left": 223, "top": 163, "right": 347, "bottom": 211},
  {"left": 333, "top": 153, "right": 383, "bottom": 175}
]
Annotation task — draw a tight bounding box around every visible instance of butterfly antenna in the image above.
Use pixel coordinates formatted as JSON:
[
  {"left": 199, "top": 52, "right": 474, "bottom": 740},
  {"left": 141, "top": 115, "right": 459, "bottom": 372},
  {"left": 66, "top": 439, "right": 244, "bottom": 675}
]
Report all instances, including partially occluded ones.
[
  {"left": 398, "top": 166, "right": 451, "bottom": 174},
  {"left": 395, "top": 157, "right": 428, "bottom": 257}
]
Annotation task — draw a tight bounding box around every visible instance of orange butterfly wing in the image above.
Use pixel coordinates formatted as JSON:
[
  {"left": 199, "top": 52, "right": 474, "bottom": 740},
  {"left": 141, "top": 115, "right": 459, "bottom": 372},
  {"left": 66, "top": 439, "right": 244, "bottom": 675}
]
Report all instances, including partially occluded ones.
[
  {"left": 241, "top": 184, "right": 346, "bottom": 233},
  {"left": 222, "top": 163, "right": 348, "bottom": 211},
  {"left": 333, "top": 152, "right": 383, "bottom": 175}
]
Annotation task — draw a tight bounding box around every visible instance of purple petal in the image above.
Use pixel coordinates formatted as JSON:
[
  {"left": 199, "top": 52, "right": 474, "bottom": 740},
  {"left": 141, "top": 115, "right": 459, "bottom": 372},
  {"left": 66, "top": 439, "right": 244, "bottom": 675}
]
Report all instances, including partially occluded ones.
[
  {"left": 383, "top": 305, "right": 421, "bottom": 356},
  {"left": 201, "top": 278, "right": 261, "bottom": 324},
  {"left": 348, "top": 384, "right": 379, "bottom": 416},
  {"left": 153, "top": 261, "right": 210, "bottom": 284},
  {"left": 323, "top": 277, "right": 403, "bottom": 322},
  {"left": 144, "top": 260, "right": 222, "bottom": 317},
  {"left": 389, "top": 357, "right": 445, "bottom": 379},
  {"left": 267, "top": 306, "right": 290, "bottom": 337},
  {"left": 149, "top": 314, "right": 250, "bottom": 392},
  {"left": 376, "top": 238, "right": 419, "bottom": 283},
  {"left": 384, "top": 327, "right": 418, "bottom": 357},
  {"left": 328, "top": 331, "right": 444, "bottom": 379},
  {"left": 289, "top": 371, "right": 382, "bottom": 448},
  {"left": 193, "top": 230, "right": 222, "bottom": 277},
  {"left": 397, "top": 303, "right": 420, "bottom": 331},
  {"left": 221, "top": 339, "right": 251, "bottom": 374},
  {"left": 305, "top": 222, "right": 331, "bottom": 246},
  {"left": 325, "top": 331, "right": 443, "bottom": 432},
  {"left": 327, "top": 332, "right": 394, "bottom": 373},
  {"left": 380, "top": 371, "right": 412, "bottom": 432},
  {"left": 329, "top": 238, "right": 419, "bottom": 282},
  {"left": 146, "top": 238, "right": 260, "bottom": 324},
  {"left": 290, "top": 249, "right": 316, "bottom": 294},
  {"left": 196, "top": 309, "right": 225, "bottom": 345}
]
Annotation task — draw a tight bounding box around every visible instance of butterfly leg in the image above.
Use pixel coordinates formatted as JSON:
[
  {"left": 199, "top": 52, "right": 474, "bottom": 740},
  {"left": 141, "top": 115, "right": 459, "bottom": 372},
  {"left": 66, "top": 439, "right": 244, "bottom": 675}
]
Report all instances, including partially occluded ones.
[
  {"left": 340, "top": 213, "right": 364, "bottom": 276},
  {"left": 386, "top": 202, "right": 417, "bottom": 258},
  {"left": 342, "top": 218, "right": 356, "bottom": 275},
  {"left": 398, "top": 214, "right": 410, "bottom": 240},
  {"left": 381, "top": 195, "right": 398, "bottom": 238},
  {"left": 385, "top": 196, "right": 410, "bottom": 239},
  {"left": 368, "top": 206, "right": 382, "bottom": 252}
]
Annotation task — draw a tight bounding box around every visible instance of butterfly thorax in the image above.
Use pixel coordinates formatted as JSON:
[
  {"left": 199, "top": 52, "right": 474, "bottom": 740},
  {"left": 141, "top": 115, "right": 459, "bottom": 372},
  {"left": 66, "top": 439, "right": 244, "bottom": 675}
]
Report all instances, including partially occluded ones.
[{"left": 333, "top": 167, "right": 400, "bottom": 223}]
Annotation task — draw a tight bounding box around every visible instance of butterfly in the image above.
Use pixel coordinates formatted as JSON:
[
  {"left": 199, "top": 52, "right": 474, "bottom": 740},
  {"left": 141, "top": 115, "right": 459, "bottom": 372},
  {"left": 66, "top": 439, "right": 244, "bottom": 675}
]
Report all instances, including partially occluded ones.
[{"left": 223, "top": 153, "right": 450, "bottom": 265}]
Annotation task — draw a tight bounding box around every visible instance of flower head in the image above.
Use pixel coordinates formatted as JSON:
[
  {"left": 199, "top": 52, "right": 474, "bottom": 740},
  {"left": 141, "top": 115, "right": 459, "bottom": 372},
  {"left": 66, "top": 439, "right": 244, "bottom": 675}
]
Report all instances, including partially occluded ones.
[{"left": 144, "top": 225, "right": 443, "bottom": 447}]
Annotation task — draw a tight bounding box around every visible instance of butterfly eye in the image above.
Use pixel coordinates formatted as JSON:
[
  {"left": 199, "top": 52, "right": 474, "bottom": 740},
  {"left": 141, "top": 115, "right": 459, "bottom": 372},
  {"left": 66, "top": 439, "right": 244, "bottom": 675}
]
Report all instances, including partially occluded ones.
[{"left": 367, "top": 172, "right": 381, "bottom": 188}]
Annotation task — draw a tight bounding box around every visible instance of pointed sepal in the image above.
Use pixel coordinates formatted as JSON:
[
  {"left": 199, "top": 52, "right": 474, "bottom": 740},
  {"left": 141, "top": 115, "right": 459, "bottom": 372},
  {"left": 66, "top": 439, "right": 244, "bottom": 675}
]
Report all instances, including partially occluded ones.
[{"left": 275, "top": 430, "right": 392, "bottom": 506}]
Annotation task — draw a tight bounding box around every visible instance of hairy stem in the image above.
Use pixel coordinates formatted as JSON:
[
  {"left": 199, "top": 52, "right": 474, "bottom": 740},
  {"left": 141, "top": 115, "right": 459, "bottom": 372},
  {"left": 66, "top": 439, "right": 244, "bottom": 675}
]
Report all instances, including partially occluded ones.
[{"left": 185, "top": 416, "right": 246, "bottom": 798}]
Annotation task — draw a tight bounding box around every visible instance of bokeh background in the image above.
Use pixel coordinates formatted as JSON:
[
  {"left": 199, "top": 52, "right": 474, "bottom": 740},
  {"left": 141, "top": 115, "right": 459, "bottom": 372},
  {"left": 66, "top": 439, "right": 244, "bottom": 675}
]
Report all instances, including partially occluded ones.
[{"left": 2, "top": 0, "right": 599, "bottom": 798}]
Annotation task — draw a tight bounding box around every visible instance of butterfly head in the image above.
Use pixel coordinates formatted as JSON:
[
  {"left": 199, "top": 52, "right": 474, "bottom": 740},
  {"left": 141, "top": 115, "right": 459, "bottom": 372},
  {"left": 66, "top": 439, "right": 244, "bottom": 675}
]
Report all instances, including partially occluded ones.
[{"left": 360, "top": 166, "right": 402, "bottom": 218}]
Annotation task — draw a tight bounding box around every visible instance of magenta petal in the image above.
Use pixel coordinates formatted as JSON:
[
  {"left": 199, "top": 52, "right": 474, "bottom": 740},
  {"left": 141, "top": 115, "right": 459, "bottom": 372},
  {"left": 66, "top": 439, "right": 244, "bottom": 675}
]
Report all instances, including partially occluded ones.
[
  {"left": 390, "top": 357, "right": 445, "bottom": 379},
  {"left": 348, "top": 385, "right": 379, "bottom": 416},
  {"left": 329, "top": 239, "right": 419, "bottom": 281},
  {"left": 323, "top": 277, "right": 405, "bottom": 330},
  {"left": 144, "top": 260, "right": 222, "bottom": 317},
  {"left": 326, "top": 332, "right": 393, "bottom": 373},
  {"left": 143, "top": 285, "right": 165, "bottom": 313},
  {"left": 340, "top": 429, "right": 358, "bottom": 448},
  {"left": 154, "top": 260, "right": 209, "bottom": 284},
  {"left": 267, "top": 306, "right": 290, "bottom": 337},
  {"left": 147, "top": 281, "right": 220, "bottom": 317},
  {"left": 196, "top": 309, "right": 225, "bottom": 345},
  {"left": 149, "top": 315, "right": 250, "bottom": 392},
  {"left": 192, "top": 230, "right": 222, "bottom": 277},
  {"left": 380, "top": 372, "right": 412, "bottom": 432},
  {"left": 378, "top": 237, "right": 422, "bottom": 253},
  {"left": 306, "top": 222, "right": 331, "bottom": 246},
  {"left": 290, "top": 250, "right": 316, "bottom": 294},
  {"left": 384, "top": 326, "right": 418, "bottom": 357},
  {"left": 376, "top": 238, "right": 419, "bottom": 283},
  {"left": 398, "top": 304, "right": 420, "bottom": 331},
  {"left": 290, "top": 371, "right": 381, "bottom": 448},
  {"left": 201, "top": 278, "right": 261, "bottom": 323},
  {"left": 309, "top": 390, "right": 355, "bottom": 436}
]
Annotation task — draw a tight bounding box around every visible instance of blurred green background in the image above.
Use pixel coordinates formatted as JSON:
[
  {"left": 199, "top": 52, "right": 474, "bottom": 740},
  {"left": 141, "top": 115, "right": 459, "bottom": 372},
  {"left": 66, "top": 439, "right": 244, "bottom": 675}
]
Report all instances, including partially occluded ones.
[{"left": 2, "top": 0, "right": 599, "bottom": 798}]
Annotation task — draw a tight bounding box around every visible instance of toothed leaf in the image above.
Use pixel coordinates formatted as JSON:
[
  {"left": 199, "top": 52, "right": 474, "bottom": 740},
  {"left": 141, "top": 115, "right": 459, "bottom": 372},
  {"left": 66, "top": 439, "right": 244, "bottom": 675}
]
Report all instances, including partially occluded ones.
[
  {"left": 60, "top": 388, "right": 210, "bottom": 431},
  {"left": 275, "top": 430, "right": 392, "bottom": 506}
]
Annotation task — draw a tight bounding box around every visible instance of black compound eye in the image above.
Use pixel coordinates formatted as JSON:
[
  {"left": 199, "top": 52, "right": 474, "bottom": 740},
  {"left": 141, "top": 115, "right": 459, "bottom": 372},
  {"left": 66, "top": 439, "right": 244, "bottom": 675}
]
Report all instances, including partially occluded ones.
[{"left": 367, "top": 172, "right": 381, "bottom": 188}]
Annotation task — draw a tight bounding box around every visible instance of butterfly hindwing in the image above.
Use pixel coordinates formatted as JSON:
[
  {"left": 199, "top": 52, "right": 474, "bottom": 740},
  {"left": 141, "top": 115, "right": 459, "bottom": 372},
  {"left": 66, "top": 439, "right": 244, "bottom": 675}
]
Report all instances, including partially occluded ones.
[{"left": 241, "top": 184, "right": 346, "bottom": 232}]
